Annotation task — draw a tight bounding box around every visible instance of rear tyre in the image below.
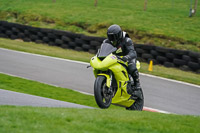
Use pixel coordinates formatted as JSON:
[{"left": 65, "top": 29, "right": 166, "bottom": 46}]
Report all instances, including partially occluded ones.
[
  {"left": 94, "top": 76, "right": 112, "bottom": 109},
  {"left": 126, "top": 89, "right": 144, "bottom": 111}
]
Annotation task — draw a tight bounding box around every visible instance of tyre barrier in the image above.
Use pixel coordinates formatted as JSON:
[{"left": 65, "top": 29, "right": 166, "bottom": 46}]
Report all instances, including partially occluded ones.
[{"left": 0, "top": 20, "right": 199, "bottom": 72}]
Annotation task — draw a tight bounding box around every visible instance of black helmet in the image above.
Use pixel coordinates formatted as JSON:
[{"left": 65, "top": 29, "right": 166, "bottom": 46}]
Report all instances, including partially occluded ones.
[{"left": 107, "top": 24, "right": 122, "bottom": 46}]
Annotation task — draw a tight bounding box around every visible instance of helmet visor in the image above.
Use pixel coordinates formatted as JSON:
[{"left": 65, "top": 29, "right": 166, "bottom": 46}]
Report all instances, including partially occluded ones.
[
  {"left": 107, "top": 33, "right": 118, "bottom": 46},
  {"left": 107, "top": 33, "right": 117, "bottom": 42}
]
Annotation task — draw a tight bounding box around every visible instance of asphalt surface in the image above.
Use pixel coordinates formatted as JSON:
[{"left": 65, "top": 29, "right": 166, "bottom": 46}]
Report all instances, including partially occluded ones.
[
  {"left": 0, "top": 89, "right": 94, "bottom": 109},
  {"left": 0, "top": 48, "right": 200, "bottom": 115}
]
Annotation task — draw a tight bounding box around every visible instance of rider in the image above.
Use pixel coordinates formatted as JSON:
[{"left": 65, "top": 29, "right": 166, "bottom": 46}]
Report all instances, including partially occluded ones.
[{"left": 103, "top": 24, "right": 142, "bottom": 100}]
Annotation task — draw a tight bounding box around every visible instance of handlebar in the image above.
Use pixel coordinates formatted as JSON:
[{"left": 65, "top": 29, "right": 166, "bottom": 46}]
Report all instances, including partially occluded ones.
[
  {"left": 115, "top": 55, "right": 128, "bottom": 62},
  {"left": 115, "top": 55, "right": 122, "bottom": 60}
]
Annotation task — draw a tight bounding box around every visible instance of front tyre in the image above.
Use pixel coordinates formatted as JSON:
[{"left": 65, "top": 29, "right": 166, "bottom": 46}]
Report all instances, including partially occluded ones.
[{"left": 94, "top": 76, "right": 112, "bottom": 109}]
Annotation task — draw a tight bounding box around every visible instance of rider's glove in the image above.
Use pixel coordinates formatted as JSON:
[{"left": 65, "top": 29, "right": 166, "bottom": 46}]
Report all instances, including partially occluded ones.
[{"left": 121, "top": 55, "right": 129, "bottom": 62}]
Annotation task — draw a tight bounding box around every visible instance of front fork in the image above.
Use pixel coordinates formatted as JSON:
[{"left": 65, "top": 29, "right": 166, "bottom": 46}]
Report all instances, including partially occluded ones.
[
  {"left": 108, "top": 74, "right": 113, "bottom": 95},
  {"left": 97, "top": 72, "right": 113, "bottom": 95}
]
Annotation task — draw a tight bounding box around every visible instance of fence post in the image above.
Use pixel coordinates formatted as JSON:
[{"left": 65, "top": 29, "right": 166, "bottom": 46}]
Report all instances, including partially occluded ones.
[
  {"left": 144, "top": 0, "right": 148, "bottom": 11},
  {"left": 194, "top": 0, "right": 198, "bottom": 15},
  {"left": 94, "top": 0, "right": 98, "bottom": 7}
]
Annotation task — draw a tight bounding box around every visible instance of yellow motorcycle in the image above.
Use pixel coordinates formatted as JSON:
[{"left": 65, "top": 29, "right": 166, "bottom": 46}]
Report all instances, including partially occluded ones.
[{"left": 90, "top": 43, "right": 144, "bottom": 110}]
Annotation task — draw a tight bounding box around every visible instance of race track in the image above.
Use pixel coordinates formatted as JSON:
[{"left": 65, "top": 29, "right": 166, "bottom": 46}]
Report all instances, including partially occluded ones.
[
  {"left": 0, "top": 48, "right": 200, "bottom": 115},
  {"left": 0, "top": 89, "right": 94, "bottom": 109}
]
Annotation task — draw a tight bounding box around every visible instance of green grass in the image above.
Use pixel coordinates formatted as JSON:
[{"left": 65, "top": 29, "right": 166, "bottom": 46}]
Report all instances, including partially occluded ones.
[
  {"left": 140, "top": 62, "right": 200, "bottom": 86},
  {"left": 0, "top": 73, "right": 97, "bottom": 108},
  {"left": 0, "top": 0, "right": 199, "bottom": 52},
  {"left": 0, "top": 38, "right": 93, "bottom": 63},
  {"left": 0, "top": 106, "right": 200, "bottom": 133},
  {"left": 0, "top": 38, "right": 200, "bottom": 86}
]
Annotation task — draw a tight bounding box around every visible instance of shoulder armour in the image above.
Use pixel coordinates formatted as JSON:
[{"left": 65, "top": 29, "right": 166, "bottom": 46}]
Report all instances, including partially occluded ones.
[
  {"left": 122, "top": 31, "right": 130, "bottom": 38},
  {"left": 125, "top": 37, "right": 133, "bottom": 46}
]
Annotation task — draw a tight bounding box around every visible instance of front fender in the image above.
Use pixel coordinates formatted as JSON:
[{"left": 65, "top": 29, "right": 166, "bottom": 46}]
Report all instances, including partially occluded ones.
[{"left": 97, "top": 74, "right": 111, "bottom": 88}]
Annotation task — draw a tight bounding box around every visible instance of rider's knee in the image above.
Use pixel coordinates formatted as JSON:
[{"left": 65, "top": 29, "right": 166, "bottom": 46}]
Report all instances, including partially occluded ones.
[{"left": 128, "top": 63, "right": 137, "bottom": 74}]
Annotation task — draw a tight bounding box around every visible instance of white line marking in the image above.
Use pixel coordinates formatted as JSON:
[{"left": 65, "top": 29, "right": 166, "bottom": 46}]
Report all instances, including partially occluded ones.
[
  {"left": 140, "top": 73, "right": 200, "bottom": 88},
  {"left": 1, "top": 48, "right": 199, "bottom": 88},
  {"left": 0, "top": 72, "right": 93, "bottom": 96},
  {"left": 0, "top": 48, "right": 89, "bottom": 65}
]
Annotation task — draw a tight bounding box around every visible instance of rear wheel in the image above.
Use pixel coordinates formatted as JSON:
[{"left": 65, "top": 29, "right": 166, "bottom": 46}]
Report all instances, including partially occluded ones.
[{"left": 94, "top": 76, "right": 112, "bottom": 109}]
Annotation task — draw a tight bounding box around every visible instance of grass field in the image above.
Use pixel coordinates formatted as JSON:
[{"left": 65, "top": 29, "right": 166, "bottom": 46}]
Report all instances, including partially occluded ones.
[
  {"left": 0, "top": 0, "right": 199, "bottom": 52},
  {"left": 0, "top": 106, "right": 200, "bottom": 133},
  {"left": 0, "top": 38, "right": 200, "bottom": 86},
  {"left": 0, "top": 73, "right": 98, "bottom": 108}
]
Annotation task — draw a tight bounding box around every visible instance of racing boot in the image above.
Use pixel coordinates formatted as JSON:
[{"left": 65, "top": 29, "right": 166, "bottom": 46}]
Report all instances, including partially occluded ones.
[{"left": 130, "top": 70, "right": 143, "bottom": 100}]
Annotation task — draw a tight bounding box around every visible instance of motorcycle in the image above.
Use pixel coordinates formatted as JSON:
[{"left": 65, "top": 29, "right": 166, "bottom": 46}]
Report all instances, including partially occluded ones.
[{"left": 89, "top": 42, "right": 144, "bottom": 110}]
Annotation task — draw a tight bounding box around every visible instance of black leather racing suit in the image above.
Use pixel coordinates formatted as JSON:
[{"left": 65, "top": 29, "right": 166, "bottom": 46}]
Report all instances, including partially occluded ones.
[
  {"left": 103, "top": 32, "right": 142, "bottom": 100},
  {"left": 103, "top": 33, "right": 138, "bottom": 74}
]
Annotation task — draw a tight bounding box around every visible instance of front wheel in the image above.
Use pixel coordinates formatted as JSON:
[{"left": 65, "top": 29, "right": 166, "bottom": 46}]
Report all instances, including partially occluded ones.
[{"left": 94, "top": 76, "right": 112, "bottom": 109}]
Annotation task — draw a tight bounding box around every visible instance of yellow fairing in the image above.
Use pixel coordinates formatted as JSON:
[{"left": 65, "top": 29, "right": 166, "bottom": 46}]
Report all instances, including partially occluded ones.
[
  {"left": 90, "top": 54, "right": 117, "bottom": 71},
  {"left": 109, "top": 63, "right": 135, "bottom": 107},
  {"left": 90, "top": 54, "right": 135, "bottom": 107}
]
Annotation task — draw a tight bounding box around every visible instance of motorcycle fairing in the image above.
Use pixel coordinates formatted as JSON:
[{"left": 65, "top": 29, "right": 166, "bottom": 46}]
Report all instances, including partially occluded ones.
[
  {"left": 109, "top": 64, "right": 135, "bottom": 107},
  {"left": 91, "top": 54, "right": 135, "bottom": 107},
  {"left": 91, "top": 42, "right": 135, "bottom": 107}
]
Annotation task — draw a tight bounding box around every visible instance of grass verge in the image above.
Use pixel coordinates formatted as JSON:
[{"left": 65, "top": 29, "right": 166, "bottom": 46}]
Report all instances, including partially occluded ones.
[
  {"left": 0, "top": 73, "right": 97, "bottom": 108},
  {"left": 0, "top": 106, "right": 200, "bottom": 133},
  {"left": 0, "top": 38, "right": 200, "bottom": 86},
  {"left": 0, "top": 0, "right": 199, "bottom": 52},
  {"left": 0, "top": 38, "right": 93, "bottom": 63}
]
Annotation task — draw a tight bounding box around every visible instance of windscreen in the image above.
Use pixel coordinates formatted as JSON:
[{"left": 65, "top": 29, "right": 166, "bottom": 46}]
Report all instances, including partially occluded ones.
[{"left": 97, "top": 43, "right": 117, "bottom": 58}]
